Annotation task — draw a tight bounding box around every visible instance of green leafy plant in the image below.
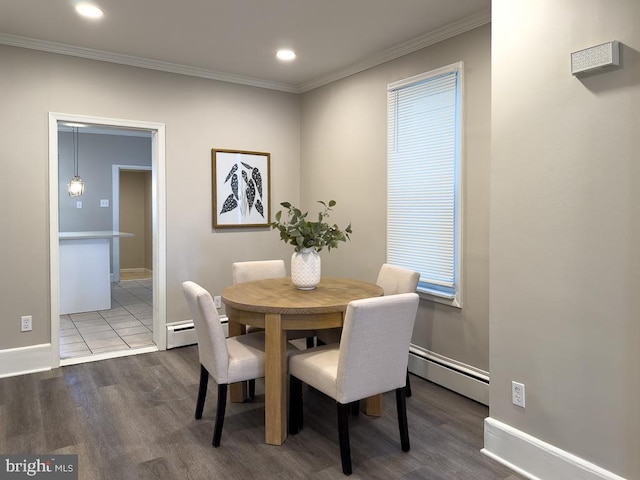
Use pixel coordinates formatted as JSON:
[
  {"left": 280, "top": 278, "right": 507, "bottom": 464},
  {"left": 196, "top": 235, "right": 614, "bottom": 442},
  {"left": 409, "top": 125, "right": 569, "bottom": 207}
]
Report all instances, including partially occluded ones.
[{"left": 271, "top": 200, "right": 352, "bottom": 252}]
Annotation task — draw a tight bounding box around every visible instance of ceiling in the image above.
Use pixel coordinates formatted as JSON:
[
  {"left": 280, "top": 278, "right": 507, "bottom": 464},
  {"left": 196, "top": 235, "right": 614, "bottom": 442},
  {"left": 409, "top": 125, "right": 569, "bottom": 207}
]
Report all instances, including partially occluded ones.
[{"left": 0, "top": 0, "right": 490, "bottom": 93}]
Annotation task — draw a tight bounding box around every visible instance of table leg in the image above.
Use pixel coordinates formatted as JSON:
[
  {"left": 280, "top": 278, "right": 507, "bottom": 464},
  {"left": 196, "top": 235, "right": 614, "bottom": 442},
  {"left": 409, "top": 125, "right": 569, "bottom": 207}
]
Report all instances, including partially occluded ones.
[
  {"left": 365, "top": 394, "right": 382, "bottom": 416},
  {"left": 227, "top": 317, "right": 248, "bottom": 403},
  {"left": 264, "top": 312, "right": 287, "bottom": 445}
]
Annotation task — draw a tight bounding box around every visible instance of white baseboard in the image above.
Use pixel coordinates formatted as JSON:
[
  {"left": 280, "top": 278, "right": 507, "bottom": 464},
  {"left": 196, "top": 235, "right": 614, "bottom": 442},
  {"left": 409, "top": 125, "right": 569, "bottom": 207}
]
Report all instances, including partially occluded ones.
[
  {"left": 0, "top": 343, "right": 52, "bottom": 378},
  {"left": 408, "top": 345, "right": 489, "bottom": 405},
  {"left": 120, "top": 268, "right": 153, "bottom": 274},
  {"left": 0, "top": 343, "right": 161, "bottom": 376},
  {"left": 482, "top": 417, "right": 627, "bottom": 480}
]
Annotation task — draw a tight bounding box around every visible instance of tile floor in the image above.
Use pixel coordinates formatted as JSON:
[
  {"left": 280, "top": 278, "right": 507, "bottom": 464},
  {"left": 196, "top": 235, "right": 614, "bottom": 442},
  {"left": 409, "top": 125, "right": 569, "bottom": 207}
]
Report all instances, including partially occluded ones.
[{"left": 60, "top": 278, "right": 154, "bottom": 359}]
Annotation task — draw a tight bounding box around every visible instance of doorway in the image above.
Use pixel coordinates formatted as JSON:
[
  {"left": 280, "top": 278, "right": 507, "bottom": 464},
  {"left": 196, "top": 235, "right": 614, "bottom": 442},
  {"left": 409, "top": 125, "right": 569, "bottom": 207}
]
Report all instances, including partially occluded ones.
[
  {"left": 49, "top": 113, "right": 167, "bottom": 368},
  {"left": 112, "top": 166, "right": 153, "bottom": 283}
]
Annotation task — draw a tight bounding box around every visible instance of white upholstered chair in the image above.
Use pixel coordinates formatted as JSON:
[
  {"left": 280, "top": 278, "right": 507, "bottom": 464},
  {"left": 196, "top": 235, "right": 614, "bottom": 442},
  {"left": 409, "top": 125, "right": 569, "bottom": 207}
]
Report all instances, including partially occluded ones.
[
  {"left": 315, "top": 263, "right": 420, "bottom": 394},
  {"left": 288, "top": 293, "right": 420, "bottom": 475},
  {"left": 183, "top": 280, "right": 267, "bottom": 447},
  {"left": 376, "top": 263, "right": 420, "bottom": 297},
  {"left": 232, "top": 259, "right": 287, "bottom": 284},
  {"left": 232, "top": 260, "right": 289, "bottom": 398},
  {"left": 373, "top": 263, "right": 420, "bottom": 396}
]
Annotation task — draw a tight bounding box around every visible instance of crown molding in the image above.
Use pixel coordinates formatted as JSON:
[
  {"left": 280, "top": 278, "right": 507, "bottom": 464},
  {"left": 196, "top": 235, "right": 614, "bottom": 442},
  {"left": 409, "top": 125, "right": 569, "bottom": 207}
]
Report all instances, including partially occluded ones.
[
  {"left": 0, "top": 8, "right": 490, "bottom": 95},
  {"left": 0, "top": 32, "right": 299, "bottom": 93},
  {"left": 298, "top": 8, "right": 491, "bottom": 92}
]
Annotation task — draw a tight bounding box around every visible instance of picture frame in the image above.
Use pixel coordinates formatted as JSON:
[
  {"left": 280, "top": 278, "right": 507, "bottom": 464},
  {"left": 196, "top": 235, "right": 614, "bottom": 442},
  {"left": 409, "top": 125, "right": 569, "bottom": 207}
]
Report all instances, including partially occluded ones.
[{"left": 212, "top": 148, "right": 271, "bottom": 228}]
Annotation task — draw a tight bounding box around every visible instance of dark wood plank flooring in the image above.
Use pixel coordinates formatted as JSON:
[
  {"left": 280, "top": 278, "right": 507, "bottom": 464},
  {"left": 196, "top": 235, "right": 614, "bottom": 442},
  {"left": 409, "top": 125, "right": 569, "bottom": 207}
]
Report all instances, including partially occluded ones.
[{"left": 0, "top": 346, "right": 524, "bottom": 479}]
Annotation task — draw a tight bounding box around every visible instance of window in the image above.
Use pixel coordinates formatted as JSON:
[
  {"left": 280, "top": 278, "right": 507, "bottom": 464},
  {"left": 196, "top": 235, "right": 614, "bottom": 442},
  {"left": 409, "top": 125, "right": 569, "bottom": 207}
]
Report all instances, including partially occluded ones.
[{"left": 386, "top": 62, "right": 463, "bottom": 307}]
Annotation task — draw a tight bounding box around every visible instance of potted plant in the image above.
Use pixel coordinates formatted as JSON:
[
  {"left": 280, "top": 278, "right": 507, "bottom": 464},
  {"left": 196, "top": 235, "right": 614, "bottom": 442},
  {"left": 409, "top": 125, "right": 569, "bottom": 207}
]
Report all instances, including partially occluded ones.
[{"left": 271, "top": 200, "right": 352, "bottom": 289}]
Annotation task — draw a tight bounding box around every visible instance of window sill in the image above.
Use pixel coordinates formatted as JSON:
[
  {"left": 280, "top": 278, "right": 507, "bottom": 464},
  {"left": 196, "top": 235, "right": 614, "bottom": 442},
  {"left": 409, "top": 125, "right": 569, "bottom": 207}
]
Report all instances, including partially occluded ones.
[{"left": 417, "top": 287, "right": 462, "bottom": 309}]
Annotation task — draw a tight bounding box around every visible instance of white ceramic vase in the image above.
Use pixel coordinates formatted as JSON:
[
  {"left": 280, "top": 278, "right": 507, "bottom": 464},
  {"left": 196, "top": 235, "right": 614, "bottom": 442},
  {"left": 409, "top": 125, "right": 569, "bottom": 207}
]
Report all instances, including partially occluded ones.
[{"left": 290, "top": 247, "right": 321, "bottom": 290}]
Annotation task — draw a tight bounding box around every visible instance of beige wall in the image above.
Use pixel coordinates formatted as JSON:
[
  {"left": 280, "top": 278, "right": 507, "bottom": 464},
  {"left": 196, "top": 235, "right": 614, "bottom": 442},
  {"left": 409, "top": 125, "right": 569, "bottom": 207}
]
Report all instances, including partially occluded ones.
[
  {"left": 0, "top": 44, "right": 300, "bottom": 350},
  {"left": 300, "top": 25, "right": 492, "bottom": 371},
  {"left": 120, "top": 171, "right": 151, "bottom": 270},
  {"left": 491, "top": 0, "right": 639, "bottom": 478}
]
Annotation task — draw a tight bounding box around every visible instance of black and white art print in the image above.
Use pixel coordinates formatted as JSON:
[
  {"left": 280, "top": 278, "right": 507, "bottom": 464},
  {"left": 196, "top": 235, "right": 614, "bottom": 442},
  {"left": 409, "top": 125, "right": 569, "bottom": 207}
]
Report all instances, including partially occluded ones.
[{"left": 212, "top": 149, "right": 271, "bottom": 228}]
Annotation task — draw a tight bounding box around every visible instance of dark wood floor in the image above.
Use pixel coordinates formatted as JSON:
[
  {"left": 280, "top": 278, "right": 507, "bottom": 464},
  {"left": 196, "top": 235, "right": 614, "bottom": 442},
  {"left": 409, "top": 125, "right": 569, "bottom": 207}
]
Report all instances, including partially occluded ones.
[{"left": 0, "top": 346, "right": 524, "bottom": 479}]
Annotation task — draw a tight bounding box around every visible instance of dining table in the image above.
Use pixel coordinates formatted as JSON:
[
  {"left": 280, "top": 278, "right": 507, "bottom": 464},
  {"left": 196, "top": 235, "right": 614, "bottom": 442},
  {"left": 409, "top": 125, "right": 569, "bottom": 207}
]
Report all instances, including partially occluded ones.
[{"left": 221, "top": 276, "right": 384, "bottom": 445}]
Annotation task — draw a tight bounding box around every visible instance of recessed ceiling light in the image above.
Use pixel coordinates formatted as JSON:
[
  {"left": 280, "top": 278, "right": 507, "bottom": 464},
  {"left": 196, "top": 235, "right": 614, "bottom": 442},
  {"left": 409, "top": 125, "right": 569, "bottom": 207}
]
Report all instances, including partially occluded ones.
[
  {"left": 276, "top": 49, "right": 296, "bottom": 61},
  {"left": 75, "top": 3, "right": 104, "bottom": 19}
]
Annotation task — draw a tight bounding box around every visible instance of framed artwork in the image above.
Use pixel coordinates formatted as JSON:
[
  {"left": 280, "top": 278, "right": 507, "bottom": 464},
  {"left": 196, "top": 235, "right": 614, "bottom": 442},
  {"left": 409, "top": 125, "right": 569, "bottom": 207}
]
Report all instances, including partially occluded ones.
[{"left": 212, "top": 149, "right": 271, "bottom": 228}]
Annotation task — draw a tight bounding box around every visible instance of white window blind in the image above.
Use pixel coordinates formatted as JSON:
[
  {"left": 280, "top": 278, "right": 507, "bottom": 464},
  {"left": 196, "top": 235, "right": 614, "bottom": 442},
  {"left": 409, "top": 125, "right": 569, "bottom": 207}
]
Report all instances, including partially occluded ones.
[{"left": 387, "top": 62, "right": 463, "bottom": 305}]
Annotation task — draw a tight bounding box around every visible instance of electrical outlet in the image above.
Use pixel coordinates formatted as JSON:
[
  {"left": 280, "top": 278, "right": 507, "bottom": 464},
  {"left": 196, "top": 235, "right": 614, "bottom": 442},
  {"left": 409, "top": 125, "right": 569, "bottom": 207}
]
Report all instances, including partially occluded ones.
[
  {"left": 21, "top": 315, "right": 32, "bottom": 332},
  {"left": 214, "top": 296, "right": 222, "bottom": 309},
  {"left": 512, "top": 381, "right": 525, "bottom": 408}
]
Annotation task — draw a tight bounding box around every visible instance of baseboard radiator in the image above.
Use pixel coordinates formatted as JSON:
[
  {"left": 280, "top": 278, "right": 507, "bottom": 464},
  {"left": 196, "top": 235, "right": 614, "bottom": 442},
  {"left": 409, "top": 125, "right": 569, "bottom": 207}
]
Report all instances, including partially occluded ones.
[
  {"left": 166, "top": 316, "right": 228, "bottom": 349},
  {"left": 166, "top": 325, "right": 489, "bottom": 404},
  {"left": 408, "top": 344, "right": 490, "bottom": 405}
]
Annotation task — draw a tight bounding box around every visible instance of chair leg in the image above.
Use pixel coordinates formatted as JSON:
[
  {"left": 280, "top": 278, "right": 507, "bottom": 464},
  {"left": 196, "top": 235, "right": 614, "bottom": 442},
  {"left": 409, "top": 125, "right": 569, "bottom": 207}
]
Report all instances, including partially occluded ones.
[
  {"left": 395, "top": 387, "right": 410, "bottom": 452},
  {"left": 289, "top": 376, "right": 303, "bottom": 434},
  {"left": 337, "top": 403, "right": 352, "bottom": 475},
  {"left": 195, "top": 364, "right": 209, "bottom": 419},
  {"left": 405, "top": 369, "right": 412, "bottom": 398},
  {"left": 248, "top": 379, "right": 256, "bottom": 399},
  {"left": 212, "top": 384, "right": 228, "bottom": 447}
]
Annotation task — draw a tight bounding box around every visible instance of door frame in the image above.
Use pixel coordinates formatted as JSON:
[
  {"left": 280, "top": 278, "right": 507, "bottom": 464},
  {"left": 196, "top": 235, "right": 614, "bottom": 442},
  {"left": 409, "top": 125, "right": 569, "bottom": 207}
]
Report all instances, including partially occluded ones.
[
  {"left": 112, "top": 165, "right": 153, "bottom": 283},
  {"left": 49, "top": 112, "right": 167, "bottom": 367}
]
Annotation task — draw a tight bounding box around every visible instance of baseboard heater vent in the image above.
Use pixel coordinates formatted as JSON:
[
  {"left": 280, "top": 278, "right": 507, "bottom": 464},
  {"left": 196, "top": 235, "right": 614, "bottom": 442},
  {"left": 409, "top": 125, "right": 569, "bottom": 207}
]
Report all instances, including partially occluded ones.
[
  {"left": 166, "top": 316, "right": 228, "bottom": 349},
  {"left": 409, "top": 349, "right": 489, "bottom": 384},
  {"left": 408, "top": 345, "right": 490, "bottom": 405}
]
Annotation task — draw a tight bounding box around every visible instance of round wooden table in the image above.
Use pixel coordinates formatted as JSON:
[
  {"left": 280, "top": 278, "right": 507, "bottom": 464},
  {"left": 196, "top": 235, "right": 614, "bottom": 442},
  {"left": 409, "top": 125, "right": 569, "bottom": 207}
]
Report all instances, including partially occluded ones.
[{"left": 222, "top": 277, "right": 383, "bottom": 445}]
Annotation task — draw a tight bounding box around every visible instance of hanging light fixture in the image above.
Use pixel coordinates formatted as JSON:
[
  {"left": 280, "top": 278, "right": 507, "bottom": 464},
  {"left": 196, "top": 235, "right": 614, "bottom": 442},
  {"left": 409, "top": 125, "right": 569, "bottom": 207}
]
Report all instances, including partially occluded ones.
[{"left": 67, "top": 126, "right": 85, "bottom": 197}]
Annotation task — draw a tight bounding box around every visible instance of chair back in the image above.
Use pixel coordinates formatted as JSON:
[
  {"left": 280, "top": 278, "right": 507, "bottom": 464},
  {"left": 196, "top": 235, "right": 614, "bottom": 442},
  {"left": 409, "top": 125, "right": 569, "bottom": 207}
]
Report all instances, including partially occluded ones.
[
  {"left": 336, "top": 293, "right": 419, "bottom": 403},
  {"left": 376, "top": 263, "right": 420, "bottom": 295},
  {"left": 232, "top": 260, "right": 286, "bottom": 284},
  {"left": 182, "top": 281, "right": 229, "bottom": 384}
]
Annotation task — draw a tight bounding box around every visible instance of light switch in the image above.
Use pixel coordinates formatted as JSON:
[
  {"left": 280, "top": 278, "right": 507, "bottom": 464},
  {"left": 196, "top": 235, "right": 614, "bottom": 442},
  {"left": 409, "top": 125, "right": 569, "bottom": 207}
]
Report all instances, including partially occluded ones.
[
  {"left": 100, "top": 199, "right": 109, "bottom": 208},
  {"left": 76, "top": 201, "right": 82, "bottom": 209}
]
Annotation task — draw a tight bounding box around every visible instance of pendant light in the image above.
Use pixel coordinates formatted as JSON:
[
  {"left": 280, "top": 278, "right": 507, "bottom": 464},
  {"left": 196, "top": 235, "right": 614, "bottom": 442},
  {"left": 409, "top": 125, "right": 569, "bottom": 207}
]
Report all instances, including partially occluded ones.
[{"left": 67, "top": 127, "right": 85, "bottom": 197}]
